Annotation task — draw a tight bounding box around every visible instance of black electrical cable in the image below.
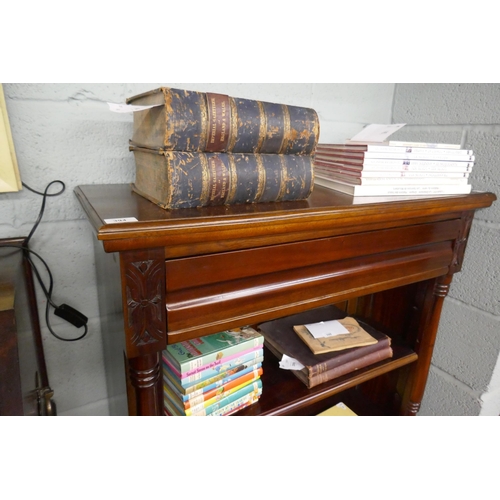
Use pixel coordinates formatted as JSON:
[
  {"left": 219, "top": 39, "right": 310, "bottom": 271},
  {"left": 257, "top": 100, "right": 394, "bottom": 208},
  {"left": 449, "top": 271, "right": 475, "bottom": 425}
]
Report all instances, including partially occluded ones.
[{"left": 5, "top": 180, "right": 88, "bottom": 341}]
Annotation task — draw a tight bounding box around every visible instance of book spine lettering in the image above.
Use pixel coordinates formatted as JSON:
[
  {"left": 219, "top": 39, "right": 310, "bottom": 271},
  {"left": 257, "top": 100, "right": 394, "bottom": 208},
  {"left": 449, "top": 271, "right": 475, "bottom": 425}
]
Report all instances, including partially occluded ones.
[
  {"left": 128, "top": 87, "right": 319, "bottom": 154},
  {"left": 132, "top": 149, "right": 314, "bottom": 209},
  {"left": 163, "top": 345, "right": 263, "bottom": 379},
  {"left": 185, "top": 368, "right": 263, "bottom": 408},
  {"left": 180, "top": 354, "right": 264, "bottom": 386},
  {"left": 206, "top": 93, "right": 231, "bottom": 152},
  {"left": 191, "top": 380, "right": 263, "bottom": 416},
  {"left": 184, "top": 366, "right": 263, "bottom": 403}
]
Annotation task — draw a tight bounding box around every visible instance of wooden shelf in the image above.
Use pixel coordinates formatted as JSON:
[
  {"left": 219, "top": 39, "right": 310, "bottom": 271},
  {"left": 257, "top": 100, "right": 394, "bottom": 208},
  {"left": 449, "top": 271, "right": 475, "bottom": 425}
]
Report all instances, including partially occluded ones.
[{"left": 234, "top": 345, "right": 417, "bottom": 416}]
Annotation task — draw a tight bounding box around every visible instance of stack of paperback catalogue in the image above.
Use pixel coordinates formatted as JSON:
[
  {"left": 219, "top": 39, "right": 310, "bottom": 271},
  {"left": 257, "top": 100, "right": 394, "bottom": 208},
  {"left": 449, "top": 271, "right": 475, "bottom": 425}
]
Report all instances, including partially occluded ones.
[
  {"left": 313, "top": 141, "right": 475, "bottom": 197},
  {"left": 162, "top": 327, "right": 264, "bottom": 416},
  {"left": 126, "top": 87, "right": 320, "bottom": 209}
]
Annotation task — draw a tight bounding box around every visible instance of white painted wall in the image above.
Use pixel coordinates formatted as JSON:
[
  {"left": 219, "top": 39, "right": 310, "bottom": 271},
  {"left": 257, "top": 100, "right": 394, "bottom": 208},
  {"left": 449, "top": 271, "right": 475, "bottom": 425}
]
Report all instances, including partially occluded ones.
[
  {"left": 390, "top": 83, "right": 500, "bottom": 416},
  {"left": 0, "top": 83, "right": 395, "bottom": 415}
]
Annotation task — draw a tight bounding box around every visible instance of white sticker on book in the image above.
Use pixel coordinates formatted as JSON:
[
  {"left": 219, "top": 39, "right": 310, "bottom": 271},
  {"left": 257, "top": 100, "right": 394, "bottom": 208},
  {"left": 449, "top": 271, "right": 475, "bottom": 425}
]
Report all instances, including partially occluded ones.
[
  {"left": 104, "top": 217, "right": 138, "bottom": 224},
  {"left": 107, "top": 102, "right": 163, "bottom": 113},
  {"left": 350, "top": 123, "right": 406, "bottom": 142},
  {"left": 279, "top": 354, "right": 305, "bottom": 371},
  {"left": 304, "top": 320, "right": 349, "bottom": 339}
]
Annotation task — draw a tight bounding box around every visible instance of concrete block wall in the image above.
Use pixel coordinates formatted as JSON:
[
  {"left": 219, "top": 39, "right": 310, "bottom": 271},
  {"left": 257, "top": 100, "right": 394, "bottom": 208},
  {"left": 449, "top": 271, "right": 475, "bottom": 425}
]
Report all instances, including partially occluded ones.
[
  {"left": 391, "top": 83, "right": 500, "bottom": 416},
  {"left": 0, "top": 83, "right": 394, "bottom": 415}
]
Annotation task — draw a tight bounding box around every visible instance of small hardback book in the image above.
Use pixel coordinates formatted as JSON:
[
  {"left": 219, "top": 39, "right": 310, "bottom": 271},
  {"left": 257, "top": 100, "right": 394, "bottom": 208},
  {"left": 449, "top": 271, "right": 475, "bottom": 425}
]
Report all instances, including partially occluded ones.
[
  {"left": 126, "top": 87, "right": 319, "bottom": 155},
  {"left": 185, "top": 375, "right": 262, "bottom": 415},
  {"left": 293, "top": 316, "right": 378, "bottom": 354},
  {"left": 131, "top": 146, "right": 315, "bottom": 209},
  {"left": 163, "top": 359, "right": 263, "bottom": 396},
  {"left": 183, "top": 367, "right": 263, "bottom": 409}
]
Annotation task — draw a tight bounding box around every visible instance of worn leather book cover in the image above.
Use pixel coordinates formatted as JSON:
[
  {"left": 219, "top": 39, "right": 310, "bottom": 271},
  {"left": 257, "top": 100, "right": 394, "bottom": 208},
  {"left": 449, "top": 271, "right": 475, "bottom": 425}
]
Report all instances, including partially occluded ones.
[
  {"left": 130, "top": 146, "right": 314, "bottom": 209},
  {"left": 266, "top": 339, "right": 393, "bottom": 388},
  {"left": 126, "top": 87, "right": 320, "bottom": 155},
  {"left": 258, "top": 305, "right": 393, "bottom": 387}
]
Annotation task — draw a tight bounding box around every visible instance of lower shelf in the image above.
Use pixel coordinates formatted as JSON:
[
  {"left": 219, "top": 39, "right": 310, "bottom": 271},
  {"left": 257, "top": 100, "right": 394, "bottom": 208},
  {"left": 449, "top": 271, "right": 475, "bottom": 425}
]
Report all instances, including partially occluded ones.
[{"left": 234, "top": 345, "right": 418, "bottom": 416}]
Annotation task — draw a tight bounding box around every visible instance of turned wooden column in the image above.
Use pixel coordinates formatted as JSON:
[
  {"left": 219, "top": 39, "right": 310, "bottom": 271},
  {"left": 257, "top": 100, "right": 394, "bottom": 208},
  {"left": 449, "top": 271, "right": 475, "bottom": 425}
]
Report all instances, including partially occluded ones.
[
  {"left": 402, "top": 274, "right": 452, "bottom": 416},
  {"left": 120, "top": 248, "right": 166, "bottom": 416}
]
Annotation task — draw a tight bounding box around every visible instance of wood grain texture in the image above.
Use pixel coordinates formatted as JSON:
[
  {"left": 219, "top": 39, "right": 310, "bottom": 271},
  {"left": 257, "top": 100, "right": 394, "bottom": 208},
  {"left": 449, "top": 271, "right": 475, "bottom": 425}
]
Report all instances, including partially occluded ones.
[{"left": 75, "top": 184, "right": 496, "bottom": 416}]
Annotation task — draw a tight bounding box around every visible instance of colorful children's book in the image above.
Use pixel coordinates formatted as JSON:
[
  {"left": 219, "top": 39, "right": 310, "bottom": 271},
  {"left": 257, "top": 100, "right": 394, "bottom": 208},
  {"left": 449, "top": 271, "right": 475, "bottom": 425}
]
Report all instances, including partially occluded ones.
[
  {"left": 165, "top": 349, "right": 264, "bottom": 387},
  {"left": 193, "top": 380, "right": 263, "bottom": 417},
  {"left": 163, "top": 358, "right": 263, "bottom": 396},
  {"left": 163, "top": 326, "right": 264, "bottom": 375},
  {"left": 164, "top": 364, "right": 263, "bottom": 405},
  {"left": 185, "top": 375, "right": 262, "bottom": 415},
  {"left": 164, "top": 380, "right": 263, "bottom": 416}
]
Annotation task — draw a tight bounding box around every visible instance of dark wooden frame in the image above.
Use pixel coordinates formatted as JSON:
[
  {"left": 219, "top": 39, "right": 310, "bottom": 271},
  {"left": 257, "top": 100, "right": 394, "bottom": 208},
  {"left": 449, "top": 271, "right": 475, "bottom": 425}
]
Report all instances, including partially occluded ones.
[{"left": 75, "top": 184, "right": 496, "bottom": 416}]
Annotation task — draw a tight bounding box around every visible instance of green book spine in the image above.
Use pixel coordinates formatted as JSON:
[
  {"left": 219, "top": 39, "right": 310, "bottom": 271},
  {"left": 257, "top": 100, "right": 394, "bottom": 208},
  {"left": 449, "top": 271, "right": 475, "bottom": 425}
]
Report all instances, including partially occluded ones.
[{"left": 163, "top": 327, "right": 263, "bottom": 374}]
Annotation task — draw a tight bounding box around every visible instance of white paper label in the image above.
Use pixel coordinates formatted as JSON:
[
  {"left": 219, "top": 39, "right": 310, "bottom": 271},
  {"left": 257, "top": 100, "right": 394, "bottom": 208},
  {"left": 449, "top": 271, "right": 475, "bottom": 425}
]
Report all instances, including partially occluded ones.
[
  {"left": 350, "top": 123, "right": 406, "bottom": 142},
  {"left": 107, "top": 102, "right": 163, "bottom": 113},
  {"left": 103, "top": 217, "right": 138, "bottom": 224},
  {"left": 304, "top": 320, "right": 349, "bottom": 339}
]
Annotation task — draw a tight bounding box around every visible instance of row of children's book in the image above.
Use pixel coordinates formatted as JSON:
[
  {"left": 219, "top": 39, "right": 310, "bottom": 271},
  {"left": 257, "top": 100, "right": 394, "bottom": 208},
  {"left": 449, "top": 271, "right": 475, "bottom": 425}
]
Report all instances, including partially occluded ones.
[
  {"left": 163, "top": 304, "right": 393, "bottom": 416},
  {"left": 163, "top": 327, "right": 264, "bottom": 416}
]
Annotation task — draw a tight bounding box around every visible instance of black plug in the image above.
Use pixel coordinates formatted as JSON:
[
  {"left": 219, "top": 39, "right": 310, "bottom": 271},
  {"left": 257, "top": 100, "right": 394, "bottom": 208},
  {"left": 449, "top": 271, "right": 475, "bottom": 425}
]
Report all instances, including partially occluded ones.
[{"left": 54, "top": 304, "right": 88, "bottom": 328}]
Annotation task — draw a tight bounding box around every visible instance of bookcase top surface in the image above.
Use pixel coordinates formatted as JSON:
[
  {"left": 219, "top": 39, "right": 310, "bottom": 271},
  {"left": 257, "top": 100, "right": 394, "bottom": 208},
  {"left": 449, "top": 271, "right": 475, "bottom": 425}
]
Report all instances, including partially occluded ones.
[{"left": 74, "top": 184, "right": 496, "bottom": 254}]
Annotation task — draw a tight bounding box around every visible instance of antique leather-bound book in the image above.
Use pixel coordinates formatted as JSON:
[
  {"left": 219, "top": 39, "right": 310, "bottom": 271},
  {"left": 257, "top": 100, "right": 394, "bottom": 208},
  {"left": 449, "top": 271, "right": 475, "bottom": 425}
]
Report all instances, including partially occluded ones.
[
  {"left": 126, "top": 87, "right": 320, "bottom": 155},
  {"left": 258, "top": 305, "right": 393, "bottom": 389},
  {"left": 130, "top": 146, "right": 315, "bottom": 210}
]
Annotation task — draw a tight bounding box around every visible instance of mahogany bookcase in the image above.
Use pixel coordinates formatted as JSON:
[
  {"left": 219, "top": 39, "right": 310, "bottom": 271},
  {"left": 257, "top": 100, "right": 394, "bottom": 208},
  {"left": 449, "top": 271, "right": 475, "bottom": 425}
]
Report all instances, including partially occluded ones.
[{"left": 75, "top": 184, "right": 496, "bottom": 416}]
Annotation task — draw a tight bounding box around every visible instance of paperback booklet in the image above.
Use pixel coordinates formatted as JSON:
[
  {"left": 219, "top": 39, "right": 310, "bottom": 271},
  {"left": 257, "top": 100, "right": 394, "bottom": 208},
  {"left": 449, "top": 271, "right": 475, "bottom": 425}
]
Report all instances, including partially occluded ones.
[
  {"left": 163, "top": 326, "right": 263, "bottom": 375},
  {"left": 313, "top": 157, "right": 475, "bottom": 172},
  {"left": 314, "top": 172, "right": 469, "bottom": 186},
  {"left": 314, "top": 149, "right": 475, "bottom": 162},
  {"left": 314, "top": 176, "right": 473, "bottom": 197},
  {"left": 317, "top": 143, "right": 472, "bottom": 156},
  {"left": 317, "top": 402, "right": 358, "bottom": 416},
  {"left": 293, "top": 316, "right": 378, "bottom": 354}
]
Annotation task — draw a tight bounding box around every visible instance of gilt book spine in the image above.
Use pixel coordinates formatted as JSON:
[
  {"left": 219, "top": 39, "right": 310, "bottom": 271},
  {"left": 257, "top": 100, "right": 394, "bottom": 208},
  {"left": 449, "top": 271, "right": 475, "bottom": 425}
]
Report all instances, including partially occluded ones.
[
  {"left": 131, "top": 147, "right": 314, "bottom": 209},
  {"left": 126, "top": 87, "right": 319, "bottom": 154}
]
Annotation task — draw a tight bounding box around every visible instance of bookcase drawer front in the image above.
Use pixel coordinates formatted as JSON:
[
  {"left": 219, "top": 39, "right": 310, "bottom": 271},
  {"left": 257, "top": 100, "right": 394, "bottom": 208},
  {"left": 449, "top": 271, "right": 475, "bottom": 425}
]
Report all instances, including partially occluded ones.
[{"left": 165, "top": 220, "right": 460, "bottom": 342}]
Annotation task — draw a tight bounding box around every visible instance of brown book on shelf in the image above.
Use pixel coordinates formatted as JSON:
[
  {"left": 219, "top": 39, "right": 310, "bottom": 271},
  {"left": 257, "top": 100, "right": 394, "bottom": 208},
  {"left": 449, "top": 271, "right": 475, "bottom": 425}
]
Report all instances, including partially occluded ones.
[
  {"left": 265, "top": 332, "right": 393, "bottom": 389},
  {"left": 126, "top": 87, "right": 320, "bottom": 155},
  {"left": 258, "top": 305, "right": 393, "bottom": 388},
  {"left": 130, "top": 146, "right": 315, "bottom": 210}
]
